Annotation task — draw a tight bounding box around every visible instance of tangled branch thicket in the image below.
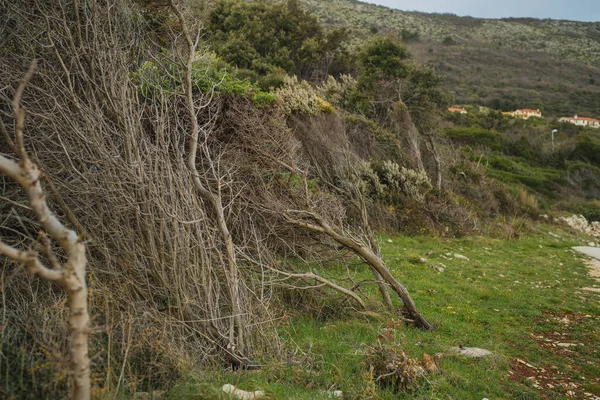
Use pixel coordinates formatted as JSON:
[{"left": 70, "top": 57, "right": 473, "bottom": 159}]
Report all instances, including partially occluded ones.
[
  {"left": 0, "top": 1, "right": 281, "bottom": 396},
  {"left": 0, "top": 0, "right": 433, "bottom": 397}
]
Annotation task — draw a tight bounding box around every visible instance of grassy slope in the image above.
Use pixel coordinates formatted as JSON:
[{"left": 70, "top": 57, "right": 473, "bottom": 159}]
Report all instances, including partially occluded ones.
[
  {"left": 283, "top": 0, "right": 600, "bottom": 117},
  {"left": 295, "top": 0, "right": 600, "bottom": 64},
  {"left": 170, "top": 225, "right": 600, "bottom": 399}
]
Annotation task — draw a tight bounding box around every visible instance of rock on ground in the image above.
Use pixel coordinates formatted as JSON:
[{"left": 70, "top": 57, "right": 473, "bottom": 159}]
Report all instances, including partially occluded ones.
[
  {"left": 557, "top": 215, "right": 600, "bottom": 239},
  {"left": 222, "top": 384, "right": 265, "bottom": 399},
  {"left": 450, "top": 346, "right": 492, "bottom": 358}
]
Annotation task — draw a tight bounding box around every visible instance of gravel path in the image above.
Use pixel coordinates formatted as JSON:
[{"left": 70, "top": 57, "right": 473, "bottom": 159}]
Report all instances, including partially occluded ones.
[
  {"left": 573, "top": 247, "right": 600, "bottom": 293},
  {"left": 573, "top": 246, "right": 600, "bottom": 261}
]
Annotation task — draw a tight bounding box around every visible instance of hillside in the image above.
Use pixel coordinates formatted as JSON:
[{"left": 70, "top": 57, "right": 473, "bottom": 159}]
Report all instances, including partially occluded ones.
[
  {"left": 2, "top": 1, "right": 600, "bottom": 399},
  {"left": 290, "top": 0, "right": 600, "bottom": 117}
]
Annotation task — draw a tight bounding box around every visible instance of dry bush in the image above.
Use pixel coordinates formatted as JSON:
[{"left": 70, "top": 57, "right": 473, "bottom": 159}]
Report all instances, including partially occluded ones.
[
  {"left": 490, "top": 215, "right": 529, "bottom": 240},
  {"left": 365, "top": 320, "right": 441, "bottom": 392},
  {"left": 1, "top": 2, "right": 379, "bottom": 395},
  {"left": 515, "top": 186, "right": 540, "bottom": 215},
  {"left": 0, "top": 1, "right": 283, "bottom": 397}
]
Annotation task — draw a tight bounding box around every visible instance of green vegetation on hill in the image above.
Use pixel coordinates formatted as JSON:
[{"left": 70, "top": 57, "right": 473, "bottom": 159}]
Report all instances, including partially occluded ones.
[
  {"left": 207, "top": 0, "right": 350, "bottom": 79},
  {"left": 444, "top": 108, "right": 600, "bottom": 203},
  {"left": 275, "top": 0, "right": 600, "bottom": 118}
]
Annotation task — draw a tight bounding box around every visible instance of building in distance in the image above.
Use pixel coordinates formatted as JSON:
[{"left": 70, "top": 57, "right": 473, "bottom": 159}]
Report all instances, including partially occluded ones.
[
  {"left": 448, "top": 107, "right": 467, "bottom": 114},
  {"left": 559, "top": 115, "right": 600, "bottom": 129},
  {"left": 502, "top": 109, "right": 542, "bottom": 119}
]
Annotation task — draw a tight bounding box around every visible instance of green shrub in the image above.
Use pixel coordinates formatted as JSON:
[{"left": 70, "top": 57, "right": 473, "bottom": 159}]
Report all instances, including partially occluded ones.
[
  {"left": 445, "top": 127, "right": 501, "bottom": 149},
  {"left": 132, "top": 60, "right": 182, "bottom": 98},
  {"left": 252, "top": 91, "right": 277, "bottom": 108},
  {"left": 572, "top": 133, "right": 600, "bottom": 166},
  {"left": 574, "top": 202, "right": 600, "bottom": 222},
  {"left": 275, "top": 75, "right": 322, "bottom": 115},
  {"left": 191, "top": 55, "right": 254, "bottom": 95},
  {"left": 133, "top": 53, "right": 276, "bottom": 104},
  {"left": 257, "top": 68, "right": 287, "bottom": 91}
]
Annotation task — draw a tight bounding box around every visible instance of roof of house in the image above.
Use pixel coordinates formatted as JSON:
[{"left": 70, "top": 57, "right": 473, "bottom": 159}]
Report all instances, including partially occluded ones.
[
  {"left": 560, "top": 116, "right": 600, "bottom": 122},
  {"left": 448, "top": 107, "right": 467, "bottom": 112}
]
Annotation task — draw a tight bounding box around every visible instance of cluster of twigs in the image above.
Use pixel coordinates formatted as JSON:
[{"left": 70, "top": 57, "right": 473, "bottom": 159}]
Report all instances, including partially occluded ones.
[{"left": 0, "top": 1, "right": 431, "bottom": 397}]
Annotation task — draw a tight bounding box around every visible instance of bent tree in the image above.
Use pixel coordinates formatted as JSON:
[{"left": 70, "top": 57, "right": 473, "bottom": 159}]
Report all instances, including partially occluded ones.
[{"left": 284, "top": 207, "right": 432, "bottom": 330}]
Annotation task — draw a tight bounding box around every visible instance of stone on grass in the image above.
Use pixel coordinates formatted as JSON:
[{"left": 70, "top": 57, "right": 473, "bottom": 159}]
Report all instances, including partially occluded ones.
[
  {"left": 431, "top": 264, "right": 445, "bottom": 272},
  {"left": 222, "top": 384, "right": 265, "bottom": 399},
  {"left": 450, "top": 346, "right": 492, "bottom": 358},
  {"left": 454, "top": 254, "right": 469, "bottom": 261},
  {"left": 557, "top": 343, "right": 578, "bottom": 348}
]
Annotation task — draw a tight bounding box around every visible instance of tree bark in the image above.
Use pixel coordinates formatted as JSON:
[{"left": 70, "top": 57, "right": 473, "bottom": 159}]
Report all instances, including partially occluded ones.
[{"left": 285, "top": 211, "right": 432, "bottom": 330}]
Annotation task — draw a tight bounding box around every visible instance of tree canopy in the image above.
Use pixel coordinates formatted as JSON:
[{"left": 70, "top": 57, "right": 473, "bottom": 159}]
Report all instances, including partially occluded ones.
[{"left": 207, "top": 0, "right": 350, "bottom": 79}]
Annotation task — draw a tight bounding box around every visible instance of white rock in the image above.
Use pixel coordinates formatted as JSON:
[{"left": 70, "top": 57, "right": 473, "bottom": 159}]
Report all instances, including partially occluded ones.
[
  {"left": 328, "top": 390, "right": 343, "bottom": 398},
  {"left": 557, "top": 214, "right": 600, "bottom": 239},
  {"left": 454, "top": 254, "right": 469, "bottom": 261},
  {"left": 222, "top": 384, "right": 265, "bottom": 399},
  {"left": 431, "top": 265, "right": 445, "bottom": 272},
  {"left": 450, "top": 346, "right": 492, "bottom": 358},
  {"left": 557, "top": 343, "right": 578, "bottom": 348}
]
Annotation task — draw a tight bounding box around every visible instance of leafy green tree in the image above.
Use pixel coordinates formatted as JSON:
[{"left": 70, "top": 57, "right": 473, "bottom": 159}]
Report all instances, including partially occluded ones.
[
  {"left": 207, "top": 0, "right": 349, "bottom": 79},
  {"left": 358, "top": 35, "right": 411, "bottom": 89},
  {"left": 349, "top": 35, "right": 449, "bottom": 123}
]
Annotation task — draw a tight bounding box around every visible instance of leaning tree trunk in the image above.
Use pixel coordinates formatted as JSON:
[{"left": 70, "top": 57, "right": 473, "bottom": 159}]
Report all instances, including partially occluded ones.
[
  {"left": 357, "top": 194, "right": 394, "bottom": 311},
  {"left": 285, "top": 210, "right": 432, "bottom": 330},
  {"left": 390, "top": 101, "right": 425, "bottom": 173}
]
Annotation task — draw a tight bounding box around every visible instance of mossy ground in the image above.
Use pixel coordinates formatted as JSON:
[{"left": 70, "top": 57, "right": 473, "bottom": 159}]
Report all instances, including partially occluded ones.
[{"left": 169, "top": 224, "right": 599, "bottom": 399}]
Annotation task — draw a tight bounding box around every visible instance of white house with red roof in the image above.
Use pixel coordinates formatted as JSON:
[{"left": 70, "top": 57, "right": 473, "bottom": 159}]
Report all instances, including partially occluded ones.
[{"left": 559, "top": 115, "right": 600, "bottom": 129}]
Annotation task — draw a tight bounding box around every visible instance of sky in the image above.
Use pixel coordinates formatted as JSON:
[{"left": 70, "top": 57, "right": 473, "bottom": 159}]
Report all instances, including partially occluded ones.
[{"left": 359, "top": 0, "right": 600, "bottom": 22}]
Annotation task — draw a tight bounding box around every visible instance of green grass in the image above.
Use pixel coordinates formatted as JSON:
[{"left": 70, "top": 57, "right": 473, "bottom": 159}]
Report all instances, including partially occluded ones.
[{"left": 169, "top": 226, "right": 600, "bottom": 399}]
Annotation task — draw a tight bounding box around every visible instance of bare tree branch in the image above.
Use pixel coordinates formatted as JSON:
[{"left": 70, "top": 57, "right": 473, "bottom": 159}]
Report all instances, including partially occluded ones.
[{"left": 0, "top": 60, "right": 91, "bottom": 400}]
